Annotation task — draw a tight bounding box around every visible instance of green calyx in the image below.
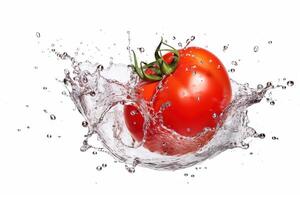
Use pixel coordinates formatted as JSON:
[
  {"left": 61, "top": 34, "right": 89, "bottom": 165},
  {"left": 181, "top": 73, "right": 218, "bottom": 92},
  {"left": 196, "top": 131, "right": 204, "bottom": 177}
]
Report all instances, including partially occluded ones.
[{"left": 130, "top": 38, "right": 179, "bottom": 81}]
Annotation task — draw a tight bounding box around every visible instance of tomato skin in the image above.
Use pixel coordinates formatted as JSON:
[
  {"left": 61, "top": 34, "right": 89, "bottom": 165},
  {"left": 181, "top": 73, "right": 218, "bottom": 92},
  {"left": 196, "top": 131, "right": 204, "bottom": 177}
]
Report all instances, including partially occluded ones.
[{"left": 124, "top": 47, "right": 232, "bottom": 156}]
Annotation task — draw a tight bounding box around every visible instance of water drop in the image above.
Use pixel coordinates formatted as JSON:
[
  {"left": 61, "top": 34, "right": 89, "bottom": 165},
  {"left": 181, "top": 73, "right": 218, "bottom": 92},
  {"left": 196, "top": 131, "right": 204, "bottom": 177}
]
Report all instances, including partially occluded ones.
[
  {"left": 229, "top": 68, "right": 235, "bottom": 73},
  {"left": 82, "top": 76, "right": 88, "bottom": 83},
  {"left": 161, "top": 101, "right": 172, "bottom": 110},
  {"left": 257, "top": 84, "right": 264, "bottom": 90},
  {"left": 257, "top": 133, "right": 266, "bottom": 139},
  {"left": 97, "top": 64, "right": 104, "bottom": 71},
  {"left": 46, "top": 134, "right": 52, "bottom": 138},
  {"left": 287, "top": 80, "right": 294, "bottom": 86},
  {"left": 269, "top": 101, "right": 275, "bottom": 105},
  {"left": 82, "top": 121, "right": 88, "bottom": 127},
  {"left": 281, "top": 86, "right": 287, "bottom": 89},
  {"left": 102, "top": 163, "right": 107, "bottom": 168},
  {"left": 231, "top": 61, "right": 238, "bottom": 66},
  {"left": 34, "top": 66, "right": 38, "bottom": 69},
  {"left": 266, "top": 82, "right": 273, "bottom": 87},
  {"left": 196, "top": 96, "right": 201, "bottom": 101},
  {"left": 17, "top": 129, "right": 21, "bottom": 132},
  {"left": 241, "top": 142, "right": 250, "bottom": 149},
  {"left": 172, "top": 36, "right": 176, "bottom": 40},
  {"left": 36, "top": 32, "right": 40, "bottom": 38},
  {"left": 25, "top": 104, "right": 29, "bottom": 108},
  {"left": 42, "top": 86, "right": 47, "bottom": 90},
  {"left": 50, "top": 114, "right": 56, "bottom": 120},
  {"left": 27, "top": 126, "right": 30, "bottom": 129},
  {"left": 268, "top": 40, "right": 273, "bottom": 44},
  {"left": 223, "top": 44, "right": 229, "bottom": 52},
  {"left": 43, "top": 109, "right": 48, "bottom": 113},
  {"left": 212, "top": 113, "right": 218, "bottom": 119},
  {"left": 90, "top": 91, "right": 96, "bottom": 96},
  {"left": 184, "top": 173, "right": 188, "bottom": 177},
  {"left": 272, "top": 136, "right": 279, "bottom": 140},
  {"left": 191, "top": 36, "right": 195, "bottom": 41},
  {"left": 249, "top": 152, "right": 253, "bottom": 155},
  {"left": 137, "top": 47, "right": 145, "bottom": 53},
  {"left": 178, "top": 42, "right": 182, "bottom": 47},
  {"left": 96, "top": 166, "right": 102, "bottom": 171},
  {"left": 217, "top": 65, "right": 221, "bottom": 69},
  {"left": 130, "top": 110, "right": 138, "bottom": 116},
  {"left": 253, "top": 45, "right": 259, "bottom": 52},
  {"left": 125, "top": 165, "right": 135, "bottom": 173},
  {"left": 191, "top": 174, "right": 195, "bottom": 178}
]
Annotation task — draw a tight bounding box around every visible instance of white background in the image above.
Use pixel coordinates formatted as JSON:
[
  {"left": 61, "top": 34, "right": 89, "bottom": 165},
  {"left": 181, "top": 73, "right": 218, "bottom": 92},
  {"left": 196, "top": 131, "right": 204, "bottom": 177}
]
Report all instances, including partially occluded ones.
[{"left": 0, "top": 0, "right": 300, "bottom": 199}]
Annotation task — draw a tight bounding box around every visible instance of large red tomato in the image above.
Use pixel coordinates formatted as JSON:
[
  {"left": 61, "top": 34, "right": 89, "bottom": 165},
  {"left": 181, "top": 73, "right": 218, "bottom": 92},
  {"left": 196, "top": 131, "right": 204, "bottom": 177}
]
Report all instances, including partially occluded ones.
[{"left": 124, "top": 41, "right": 232, "bottom": 156}]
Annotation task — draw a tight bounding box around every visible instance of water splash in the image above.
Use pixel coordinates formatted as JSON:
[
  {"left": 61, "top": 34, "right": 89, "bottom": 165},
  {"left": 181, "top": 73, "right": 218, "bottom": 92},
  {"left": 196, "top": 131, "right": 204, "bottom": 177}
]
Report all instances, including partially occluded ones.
[{"left": 51, "top": 48, "right": 289, "bottom": 171}]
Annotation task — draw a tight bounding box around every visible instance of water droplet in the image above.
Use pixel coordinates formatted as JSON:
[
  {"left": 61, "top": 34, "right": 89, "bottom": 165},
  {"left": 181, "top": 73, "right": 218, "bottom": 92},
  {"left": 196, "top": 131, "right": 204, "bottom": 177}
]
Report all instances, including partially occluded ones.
[
  {"left": 281, "top": 86, "right": 287, "bottom": 89},
  {"left": 257, "top": 84, "right": 264, "bottom": 89},
  {"left": 25, "top": 104, "right": 29, "bottom": 108},
  {"left": 287, "top": 80, "right": 294, "bottom": 86},
  {"left": 178, "top": 42, "right": 182, "bottom": 47},
  {"left": 27, "top": 126, "right": 30, "bottom": 129},
  {"left": 137, "top": 47, "right": 145, "bottom": 53},
  {"left": 82, "top": 121, "right": 88, "bottom": 127},
  {"left": 130, "top": 110, "right": 138, "bottom": 116},
  {"left": 268, "top": 40, "right": 273, "bottom": 44},
  {"left": 50, "top": 114, "right": 56, "bottom": 120},
  {"left": 46, "top": 134, "right": 52, "bottom": 138},
  {"left": 125, "top": 165, "right": 135, "bottom": 173},
  {"left": 43, "top": 109, "right": 48, "bottom": 113},
  {"left": 191, "top": 36, "right": 195, "bottom": 41},
  {"left": 249, "top": 152, "right": 253, "bottom": 155},
  {"left": 266, "top": 82, "right": 273, "bottom": 87},
  {"left": 223, "top": 44, "right": 229, "bottom": 52},
  {"left": 34, "top": 66, "right": 38, "bottom": 69},
  {"left": 36, "top": 32, "right": 40, "bottom": 38},
  {"left": 191, "top": 174, "right": 195, "bottom": 178},
  {"left": 82, "top": 76, "right": 88, "bottom": 83},
  {"left": 212, "top": 113, "right": 218, "bottom": 119},
  {"left": 217, "top": 65, "right": 221, "bottom": 69},
  {"left": 257, "top": 133, "right": 266, "bottom": 139},
  {"left": 196, "top": 96, "right": 201, "bottom": 101},
  {"left": 184, "top": 173, "right": 188, "bottom": 177},
  {"left": 229, "top": 68, "right": 236, "bottom": 73},
  {"left": 253, "top": 45, "right": 259, "bottom": 52},
  {"left": 172, "top": 36, "right": 176, "bottom": 40},
  {"left": 161, "top": 101, "right": 172, "bottom": 110},
  {"left": 231, "top": 61, "right": 238, "bottom": 66},
  {"left": 96, "top": 166, "right": 102, "bottom": 171},
  {"left": 97, "top": 64, "right": 104, "bottom": 71},
  {"left": 102, "top": 163, "right": 107, "bottom": 168},
  {"left": 272, "top": 136, "right": 279, "bottom": 140},
  {"left": 42, "top": 86, "right": 47, "bottom": 90},
  {"left": 269, "top": 101, "right": 275, "bottom": 105},
  {"left": 17, "top": 129, "right": 21, "bottom": 132},
  {"left": 241, "top": 143, "right": 249, "bottom": 149},
  {"left": 90, "top": 91, "right": 96, "bottom": 96}
]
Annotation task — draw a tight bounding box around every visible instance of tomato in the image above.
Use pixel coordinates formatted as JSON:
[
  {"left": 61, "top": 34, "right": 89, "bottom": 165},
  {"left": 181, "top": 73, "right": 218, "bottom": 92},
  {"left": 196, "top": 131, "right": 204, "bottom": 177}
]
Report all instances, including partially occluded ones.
[{"left": 124, "top": 43, "right": 232, "bottom": 156}]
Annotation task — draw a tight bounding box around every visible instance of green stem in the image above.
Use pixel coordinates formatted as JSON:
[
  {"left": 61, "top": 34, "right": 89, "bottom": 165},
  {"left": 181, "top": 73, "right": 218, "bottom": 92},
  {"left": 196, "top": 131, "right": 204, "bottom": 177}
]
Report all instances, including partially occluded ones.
[{"left": 131, "top": 38, "right": 179, "bottom": 82}]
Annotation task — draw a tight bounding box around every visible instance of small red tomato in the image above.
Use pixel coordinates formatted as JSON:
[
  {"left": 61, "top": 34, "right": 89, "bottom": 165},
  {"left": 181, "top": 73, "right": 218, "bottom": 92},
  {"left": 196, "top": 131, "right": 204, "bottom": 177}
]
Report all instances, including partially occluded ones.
[{"left": 124, "top": 42, "right": 232, "bottom": 156}]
